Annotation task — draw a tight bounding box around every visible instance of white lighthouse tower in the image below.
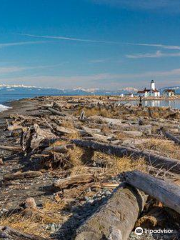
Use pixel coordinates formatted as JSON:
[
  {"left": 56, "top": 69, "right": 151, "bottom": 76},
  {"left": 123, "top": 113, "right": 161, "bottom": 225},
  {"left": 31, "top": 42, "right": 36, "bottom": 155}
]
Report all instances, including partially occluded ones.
[{"left": 150, "top": 80, "right": 155, "bottom": 91}]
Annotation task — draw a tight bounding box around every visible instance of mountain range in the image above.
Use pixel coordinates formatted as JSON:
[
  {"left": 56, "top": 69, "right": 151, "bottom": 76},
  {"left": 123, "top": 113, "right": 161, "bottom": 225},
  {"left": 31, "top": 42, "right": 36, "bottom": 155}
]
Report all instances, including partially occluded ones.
[{"left": 0, "top": 85, "right": 179, "bottom": 98}]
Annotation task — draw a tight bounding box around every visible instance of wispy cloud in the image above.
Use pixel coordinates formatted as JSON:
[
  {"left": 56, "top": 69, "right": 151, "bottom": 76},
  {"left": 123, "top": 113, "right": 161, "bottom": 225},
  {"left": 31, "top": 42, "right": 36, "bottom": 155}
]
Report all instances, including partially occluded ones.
[
  {"left": 22, "top": 33, "right": 180, "bottom": 52},
  {"left": 127, "top": 43, "right": 180, "bottom": 50},
  {"left": 1, "top": 67, "right": 180, "bottom": 88},
  {"left": 21, "top": 33, "right": 117, "bottom": 44},
  {"left": 126, "top": 50, "right": 180, "bottom": 59},
  {"left": 0, "top": 41, "right": 48, "bottom": 49}
]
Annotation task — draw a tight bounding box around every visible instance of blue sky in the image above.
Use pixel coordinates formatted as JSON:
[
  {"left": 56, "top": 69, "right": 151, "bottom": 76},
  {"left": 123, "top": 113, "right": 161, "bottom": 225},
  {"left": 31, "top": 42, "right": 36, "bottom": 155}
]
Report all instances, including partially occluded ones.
[{"left": 0, "top": 0, "right": 180, "bottom": 89}]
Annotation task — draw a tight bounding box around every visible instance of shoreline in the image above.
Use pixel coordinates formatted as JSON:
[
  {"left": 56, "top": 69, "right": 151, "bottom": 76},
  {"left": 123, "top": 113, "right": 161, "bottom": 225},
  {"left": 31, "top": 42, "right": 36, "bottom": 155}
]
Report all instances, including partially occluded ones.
[
  {"left": 0, "top": 95, "right": 179, "bottom": 116},
  {"left": 0, "top": 95, "right": 179, "bottom": 239},
  {"left": 109, "top": 95, "right": 180, "bottom": 101},
  {"left": 0, "top": 98, "right": 41, "bottom": 124}
]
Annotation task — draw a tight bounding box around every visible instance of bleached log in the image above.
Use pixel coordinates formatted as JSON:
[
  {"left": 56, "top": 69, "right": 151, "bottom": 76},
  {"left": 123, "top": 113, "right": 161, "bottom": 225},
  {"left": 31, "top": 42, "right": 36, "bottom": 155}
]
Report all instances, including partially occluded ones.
[
  {"left": 0, "top": 145, "right": 22, "bottom": 152},
  {"left": 6, "top": 122, "right": 26, "bottom": 132},
  {"left": 48, "top": 107, "right": 66, "bottom": 116},
  {"left": 54, "top": 174, "right": 95, "bottom": 189},
  {"left": 91, "top": 182, "right": 119, "bottom": 189},
  {"left": 161, "top": 128, "right": 180, "bottom": 145},
  {"left": 43, "top": 145, "right": 68, "bottom": 153},
  {"left": 54, "top": 126, "right": 77, "bottom": 135},
  {"left": 4, "top": 171, "right": 42, "bottom": 181},
  {"left": 89, "top": 116, "right": 129, "bottom": 128},
  {"left": 72, "top": 139, "right": 180, "bottom": 173},
  {"left": 82, "top": 126, "right": 101, "bottom": 134},
  {"left": 125, "top": 170, "right": 180, "bottom": 214},
  {"left": 75, "top": 184, "right": 147, "bottom": 240},
  {"left": 21, "top": 124, "right": 58, "bottom": 153},
  {"left": 123, "top": 130, "right": 142, "bottom": 137}
]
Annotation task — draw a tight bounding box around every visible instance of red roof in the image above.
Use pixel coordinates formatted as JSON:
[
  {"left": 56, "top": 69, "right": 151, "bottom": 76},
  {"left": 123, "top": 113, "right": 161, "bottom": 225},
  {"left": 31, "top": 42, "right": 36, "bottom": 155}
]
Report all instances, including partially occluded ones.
[
  {"left": 137, "top": 90, "right": 146, "bottom": 93},
  {"left": 164, "top": 89, "right": 175, "bottom": 92},
  {"left": 137, "top": 88, "right": 159, "bottom": 93}
]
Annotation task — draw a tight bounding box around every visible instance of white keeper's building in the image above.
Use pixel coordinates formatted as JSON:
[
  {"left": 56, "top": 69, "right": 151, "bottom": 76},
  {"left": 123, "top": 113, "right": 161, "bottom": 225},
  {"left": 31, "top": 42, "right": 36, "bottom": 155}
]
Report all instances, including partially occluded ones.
[{"left": 137, "top": 80, "right": 160, "bottom": 97}]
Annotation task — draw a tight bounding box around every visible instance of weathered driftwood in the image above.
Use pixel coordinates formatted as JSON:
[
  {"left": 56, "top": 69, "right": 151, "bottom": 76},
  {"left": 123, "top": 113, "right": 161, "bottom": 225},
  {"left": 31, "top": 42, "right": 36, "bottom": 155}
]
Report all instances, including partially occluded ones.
[
  {"left": 91, "top": 182, "right": 119, "bottom": 189},
  {"left": 0, "top": 145, "right": 22, "bottom": 152},
  {"left": 123, "top": 130, "right": 142, "bottom": 137},
  {"left": 161, "top": 128, "right": 180, "bottom": 145},
  {"left": 82, "top": 126, "right": 109, "bottom": 142},
  {"left": 125, "top": 170, "right": 180, "bottom": 214},
  {"left": 54, "top": 174, "right": 95, "bottom": 189},
  {"left": 75, "top": 184, "right": 147, "bottom": 240},
  {"left": 72, "top": 139, "right": 180, "bottom": 173},
  {"left": 21, "top": 123, "right": 58, "bottom": 154},
  {"left": 82, "top": 126, "right": 101, "bottom": 134},
  {"left": 0, "top": 226, "right": 46, "bottom": 240},
  {"left": 43, "top": 144, "right": 74, "bottom": 154},
  {"left": 54, "top": 125, "right": 77, "bottom": 135},
  {"left": 30, "top": 124, "right": 56, "bottom": 149},
  {"left": 43, "top": 145, "right": 68, "bottom": 153},
  {"left": 48, "top": 107, "right": 66, "bottom": 116},
  {"left": 6, "top": 120, "right": 26, "bottom": 132},
  {"left": 52, "top": 102, "right": 63, "bottom": 111},
  {"left": 89, "top": 116, "right": 151, "bottom": 134},
  {"left": 4, "top": 171, "right": 42, "bottom": 181},
  {"left": 89, "top": 116, "right": 130, "bottom": 128}
]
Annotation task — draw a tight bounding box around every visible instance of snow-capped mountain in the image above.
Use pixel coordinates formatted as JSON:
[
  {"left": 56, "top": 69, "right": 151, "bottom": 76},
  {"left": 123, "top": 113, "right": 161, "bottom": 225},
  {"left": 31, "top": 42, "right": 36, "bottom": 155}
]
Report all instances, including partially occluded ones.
[
  {"left": 160, "top": 86, "right": 180, "bottom": 94},
  {"left": 0, "top": 85, "right": 138, "bottom": 96},
  {"left": 0, "top": 84, "right": 178, "bottom": 104}
]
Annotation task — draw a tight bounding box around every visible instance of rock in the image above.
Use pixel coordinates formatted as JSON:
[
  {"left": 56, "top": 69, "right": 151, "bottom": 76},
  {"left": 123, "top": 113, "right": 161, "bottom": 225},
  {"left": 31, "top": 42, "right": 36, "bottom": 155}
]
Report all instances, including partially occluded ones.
[
  {"left": 105, "top": 190, "right": 111, "bottom": 196},
  {"left": 0, "top": 158, "right": 3, "bottom": 165},
  {"left": 50, "top": 223, "right": 56, "bottom": 233},
  {"left": 24, "top": 197, "right": 37, "bottom": 209}
]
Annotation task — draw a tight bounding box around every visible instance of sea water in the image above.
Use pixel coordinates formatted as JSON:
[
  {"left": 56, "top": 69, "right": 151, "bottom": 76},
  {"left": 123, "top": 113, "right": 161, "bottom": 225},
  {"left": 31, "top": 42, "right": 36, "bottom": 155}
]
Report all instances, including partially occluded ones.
[{"left": 119, "top": 99, "right": 180, "bottom": 109}]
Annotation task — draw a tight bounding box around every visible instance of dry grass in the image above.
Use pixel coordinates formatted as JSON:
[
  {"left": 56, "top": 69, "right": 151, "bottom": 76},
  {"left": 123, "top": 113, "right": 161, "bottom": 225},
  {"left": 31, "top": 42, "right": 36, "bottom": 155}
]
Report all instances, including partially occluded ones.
[
  {"left": 74, "top": 103, "right": 180, "bottom": 120},
  {"left": 92, "top": 152, "right": 147, "bottom": 176},
  {"left": 110, "top": 156, "right": 147, "bottom": 174},
  {"left": 52, "top": 139, "right": 68, "bottom": 146},
  {"left": 60, "top": 120, "right": 81, "bottom": 139},
  {"left": 138, "top": 138, "right": 180, "bottom": 160},
  {"left": 61, "top": 119, "right": 74, "bottom": 129},
  {"left": 74, "top": 107, "right": 119, "bottom": 118},
  {"left": 68, "top": 146, "right": 84, "bottom": 167},
  {"left": 115, "top": 131, "right": 129, "bottom": 140},
  {"left": 0, "top": 199, "right": 67, "bottom": 238},
  {"left": 0, "top": 215, "right": 49, "bottom": 238},
  {"left": 101, "top": 125, "right": 111, "bottom": 135}
]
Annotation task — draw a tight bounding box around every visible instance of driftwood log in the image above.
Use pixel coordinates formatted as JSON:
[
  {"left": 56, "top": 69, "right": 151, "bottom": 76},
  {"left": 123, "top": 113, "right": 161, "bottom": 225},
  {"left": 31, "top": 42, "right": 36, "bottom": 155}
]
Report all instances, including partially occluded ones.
[
  {"left": 0, "top": 145, "right": 22, "bottom": 152},
  {"left": 72, "top": 139, "right": 180, "bottom": 173},
  {"left": 54, "top": 174, "right": 95, "bottom": 189},
  {"left": 43, "top": 145, "right": 68, "bottom": 153},
  {"left": 161, "top": 128, "right": 180, "bottom": 145},
  {"left": 75, "top": 184, "right": 147, "bottom": 240},
  {"left": 53, "top": 125, "right": 77, "bottom": 135},
  {"left": 125, "top": 170, "right": 180, "bottom": 214},
  {"left": 48, "top": 107, "right": 66, "bottom": 116},
  {"left": 4, "top": 171, "right": 42, "bottom": 181}
]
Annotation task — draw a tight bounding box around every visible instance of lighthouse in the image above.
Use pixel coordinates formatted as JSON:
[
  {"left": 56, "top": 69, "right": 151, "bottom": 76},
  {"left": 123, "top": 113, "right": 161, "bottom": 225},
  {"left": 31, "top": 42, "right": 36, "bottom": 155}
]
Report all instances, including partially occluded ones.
[
  {"left": 137, "top": 80, "right": 160, "bottom": 97},
  {"left": 150, "top": 80, "right": 155, "bottom": 91}
]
